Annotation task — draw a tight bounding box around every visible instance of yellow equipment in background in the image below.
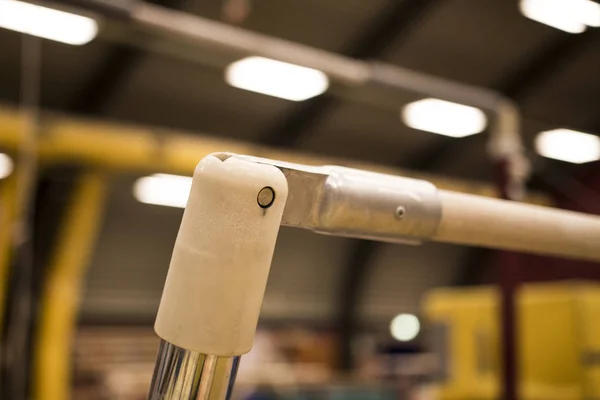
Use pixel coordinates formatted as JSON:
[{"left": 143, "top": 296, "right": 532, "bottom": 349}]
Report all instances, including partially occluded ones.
[
  {"left": 423, "top": 281, "right": 600, "bottom": 400},
  {"left": 33, "top": 172, "right": 108, "bottom": 400},
  {"left": 0, "top": 175, "right": 18, "bottom": 328}
]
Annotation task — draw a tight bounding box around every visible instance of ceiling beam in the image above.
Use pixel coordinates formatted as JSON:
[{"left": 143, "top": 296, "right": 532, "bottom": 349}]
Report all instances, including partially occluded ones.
[
  {"left": 496, "top": 29, "right": 600, "bottom": 99},
  {"left": 69, "top": 0, "right": 187, "bottom": 115},
  {"left": 259, "top": 0, "right": 440, "bottom": 147},
  {"left": 69, "top": 45, "right": 143, "bottom": 114}
]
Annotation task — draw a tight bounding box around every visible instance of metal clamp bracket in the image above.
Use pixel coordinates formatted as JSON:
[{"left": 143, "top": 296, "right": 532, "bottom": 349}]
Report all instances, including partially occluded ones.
[{"left": 223, "top": 153, "right": 442, "bottom": 244}]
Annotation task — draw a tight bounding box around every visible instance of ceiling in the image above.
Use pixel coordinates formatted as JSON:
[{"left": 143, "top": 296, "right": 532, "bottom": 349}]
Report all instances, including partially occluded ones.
[
  {"left": 2, "top": 0, "right": 600, "bottom": 329},
  {"left": 1, "top": 0, "right": 600, "bottom": 176}
]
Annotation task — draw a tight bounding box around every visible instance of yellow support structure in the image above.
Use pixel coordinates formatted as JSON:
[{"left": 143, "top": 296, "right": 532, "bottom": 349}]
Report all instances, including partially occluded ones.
[
  {"left": 0, "top": 175, "right": 17, "bottom": 330},
  {"left": 33, "top": 171, "right": 108, "bottom": 400},
  {"left": 0, "top": 105, "right": 551, "bottom": 205}
]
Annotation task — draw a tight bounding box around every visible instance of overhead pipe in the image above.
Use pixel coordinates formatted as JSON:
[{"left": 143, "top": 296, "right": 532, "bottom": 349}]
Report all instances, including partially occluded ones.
[{"left": 56, "top": 0, "right": 527, "bottom": 188}]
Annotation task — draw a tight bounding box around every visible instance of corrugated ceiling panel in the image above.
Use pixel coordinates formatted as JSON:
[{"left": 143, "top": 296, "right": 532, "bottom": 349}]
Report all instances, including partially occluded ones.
[
  {"left": 263, "top": 227, "right": 350, "bottom": 321},
  {"left": 103, "top": 54, "right": 295, "bottom": 141},
  {"left": 520, "top": 39, "right": 600, "bottom": 131},
  {"left": 360, "top": 242, "right": 468, "bottom": 323},
  {"left": 82, "top": 176, "right": 352, "bottom": 323},
  {"left": 0, "top": 30, "right": 112, "bottom": 109},
  {"left": 82, "top": 176, "right": 180, "bottom": 321},
  {"left": 297, "top": 101, "right": 442, "bottom": 166},
  {"left": 39, "top": 39, "right": 114, "bottom": 109}
]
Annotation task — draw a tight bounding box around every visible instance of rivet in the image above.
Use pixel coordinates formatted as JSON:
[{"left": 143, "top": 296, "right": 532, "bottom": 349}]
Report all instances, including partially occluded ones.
[
  {"left": 257, "top": 186, "right": 275, "bottom": 208},
  {"left": 395, "top": 206, "right": 406, "bottom": 219}
]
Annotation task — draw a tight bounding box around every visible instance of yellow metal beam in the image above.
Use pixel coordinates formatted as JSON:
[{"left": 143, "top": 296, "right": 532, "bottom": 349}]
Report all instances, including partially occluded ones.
[
  {"left": 0, "top": 105, "right": 550, "bottom": 205},
  {"left": 33, "top": 171, "right": 108, "bottom": 400},
  {"left": 0, "top": 176, "right": 17, "bottom": 331}
]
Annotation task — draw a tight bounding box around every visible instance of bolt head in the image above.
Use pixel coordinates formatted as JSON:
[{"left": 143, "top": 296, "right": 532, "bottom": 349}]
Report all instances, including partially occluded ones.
[
  {"left": 257, "top": 186, "right": 275, "bottom": 208},
  {"left": 395, "top": 206, "right": 406, "bottom": 219}
]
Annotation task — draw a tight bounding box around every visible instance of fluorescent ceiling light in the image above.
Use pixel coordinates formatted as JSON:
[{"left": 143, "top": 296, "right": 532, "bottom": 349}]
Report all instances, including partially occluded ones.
[
  {"left": 401, "top": 98, "right": 487, "bottom": 138},
  {"left": 225, "top": 56, "right": 329, "bottom": 101},
  {"left": 0, "top": 0, "right": 98, "bottom": 45},
  {"left": 578, "top": 0, "right": 600, "bottom": 27},
  {"left": 133, "top": 173, "right": 192, "bottom": 208},
  {"left": 519, "top": 0, "right": 600, "bottom": 34},
  {"left": 535, "top": 129, "right": 600, "bottom": 164},
  {"left": 390, "top": 313, "right": 420, "bottom": 342},
  {"left": 0, "top": 154, "right": 14, "bottom": 179}
]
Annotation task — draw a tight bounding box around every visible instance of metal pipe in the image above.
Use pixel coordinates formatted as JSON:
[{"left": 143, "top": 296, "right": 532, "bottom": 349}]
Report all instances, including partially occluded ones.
[
  {"left": 0, "top": 176, "right": 17, "bottom": 332},
  {"left": 133, "top": 3, "right": 370, "bottom": 86},
  {"left": 129, "top": 1, "right": 517, "bottom": 114},
  {"left": 130, "top": 1, "right": 529, "bottom": 203},
  {"left": 130, "top": 5, "right": 521, "bottom": 127},
  {"left": 148, "top": 340, "right": 240, "bottom": 400},
  {"left": 434, "top": 190, "right": 600, "bottom": 262},
  {"left": 230, "top": 154, "right": 600, "bottom": 261},
  {"left": 61, "top": 0, "right": 527, "bottom": 181}
]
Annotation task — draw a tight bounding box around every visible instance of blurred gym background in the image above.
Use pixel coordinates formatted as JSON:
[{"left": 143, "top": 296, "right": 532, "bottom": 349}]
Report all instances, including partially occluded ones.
[{"left": 1, "top": 0, "right": 600, "bottom": 399}]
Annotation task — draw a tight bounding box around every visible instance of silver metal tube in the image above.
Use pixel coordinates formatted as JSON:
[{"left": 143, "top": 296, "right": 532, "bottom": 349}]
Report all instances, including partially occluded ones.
[
  {"left": 230, "top": 155, "right": 442, "bottom": 244},
  {"left": 128, "top": 3, "right": 520, "bottom": 122},
  {"left": 226, "top": 154, "right": 600, "bottom": 262},
  {"left": 148, "top": 340, "right": 240, "bottom": 400},
  {"left": 133, "top": 3, "right": 370, "bottom": 85},
  {"left": 435, "top": 190, "right": 600, "bottom": 262},
  {"left": 80, "top": 0, "right": 528, "bottom": 192}
]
